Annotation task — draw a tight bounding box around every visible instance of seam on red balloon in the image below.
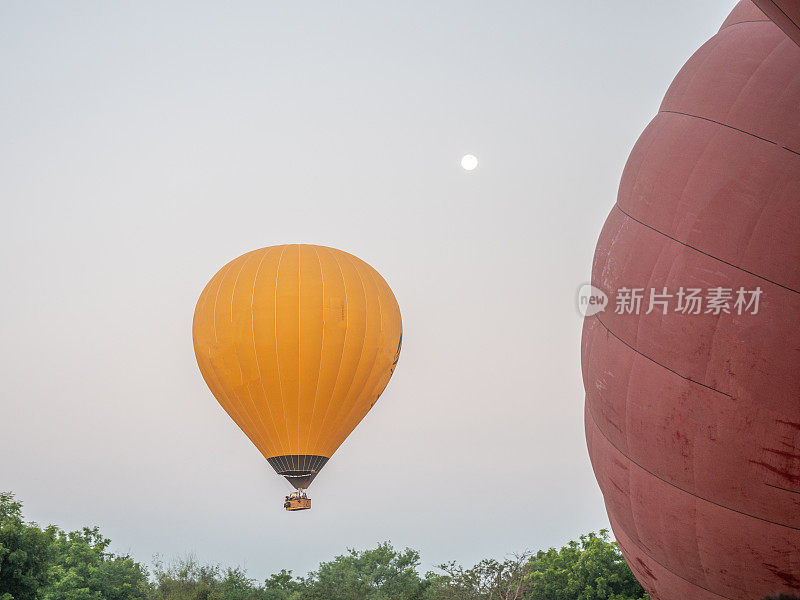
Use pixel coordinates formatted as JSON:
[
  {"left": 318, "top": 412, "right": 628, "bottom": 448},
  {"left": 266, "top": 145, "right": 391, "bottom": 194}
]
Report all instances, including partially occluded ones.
[
  {"left": 594, "top": 316, "right": 732, "bottom": 397},
  {"left": 766, "top": 482, "right": 800, "bottom": 495},
  {"left": 587, "top": 387, "right": 800, "bottom": 532},
  {"left": 659, "top": 109, "right": 797, "bottom": 150},
  {"left": 614, "top": 204, "right": 800, "bottom": 295},
  {"left": 612, "top": 520, "right": 735, "bottom": 600},
  {"left": 762, "top": 0, "right": 800, "bottom": 33},
  {"left": 723, "top": 19, "right": 772, "bottom": 29}
]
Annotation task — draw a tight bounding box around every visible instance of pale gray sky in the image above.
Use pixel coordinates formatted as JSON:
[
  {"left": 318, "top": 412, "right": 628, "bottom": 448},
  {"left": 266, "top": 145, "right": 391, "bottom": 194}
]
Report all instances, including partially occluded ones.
[{"left": 1, "top": 0, "right": 738, "bottom": 577}]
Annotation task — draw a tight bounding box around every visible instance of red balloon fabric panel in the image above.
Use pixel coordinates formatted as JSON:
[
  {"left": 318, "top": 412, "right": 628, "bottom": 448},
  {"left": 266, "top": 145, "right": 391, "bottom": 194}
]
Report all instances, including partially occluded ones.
[{"left": 582, "top": 2, "right": 800, "bottom": 599}]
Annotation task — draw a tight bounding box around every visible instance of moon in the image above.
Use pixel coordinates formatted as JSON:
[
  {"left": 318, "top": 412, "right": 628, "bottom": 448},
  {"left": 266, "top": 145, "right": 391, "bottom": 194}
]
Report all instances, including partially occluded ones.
[{"left": 461, "top": 154, "right": 478, "bottom": 171}]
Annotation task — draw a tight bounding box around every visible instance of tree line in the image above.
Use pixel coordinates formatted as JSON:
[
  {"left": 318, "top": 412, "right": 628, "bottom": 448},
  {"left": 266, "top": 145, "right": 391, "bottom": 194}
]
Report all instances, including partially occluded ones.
[{"left": 2, "top": 491, "right": 650, "bottom": 600}]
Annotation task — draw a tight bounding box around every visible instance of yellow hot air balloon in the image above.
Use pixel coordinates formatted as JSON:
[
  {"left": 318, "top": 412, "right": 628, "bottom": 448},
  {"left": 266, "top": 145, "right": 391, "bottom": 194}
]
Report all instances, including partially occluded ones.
[{"left": 192, "top": 244, "right": 402, "bottom": 510}]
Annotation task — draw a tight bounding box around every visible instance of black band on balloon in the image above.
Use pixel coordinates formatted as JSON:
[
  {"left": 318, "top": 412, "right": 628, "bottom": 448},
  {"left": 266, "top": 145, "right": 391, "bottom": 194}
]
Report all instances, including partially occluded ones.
[
  {"left": 267, "top": 455, "right": 329, "bottom": 490},
  {"left": 267, "top": 455, "right": 329, "bottom": 477}
]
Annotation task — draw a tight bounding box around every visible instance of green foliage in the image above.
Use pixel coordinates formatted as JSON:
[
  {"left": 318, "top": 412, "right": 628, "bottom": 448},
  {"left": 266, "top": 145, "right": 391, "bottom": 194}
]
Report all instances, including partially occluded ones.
[
  {"left": 0, "top": 493, "right": 148, "bottom": 600},
  {"left": 148, "top": 557, "right": 301, "bottom": 600},
  {"left": 149, "top": 556, "right": 224, "bottom": 600},
  {"left": 0, "top": 492, "right": 57, "bottom": 600},
  {"left": 262, "top": 570, "right": 300, "bottom": 600},
  {"left": 45, "top": 527, "right": 148, "bottom": 600},
  {"left": 427, "top": 531, "right": 648, "bottom": 600},
  {"left": 217, "top": 567, "right": 261, "bottom": 600},
  {"left": 1, "top": 493, "right": 652, "bottom": 600},
  {"left": 524, "top": 530, "right": 648, "bottom": 600},
  {"left": 427, "top": 553, "right": 531, "bottom": 600},
  {"left": 302, "top": 542, "right": 428, "bottom": 600}
]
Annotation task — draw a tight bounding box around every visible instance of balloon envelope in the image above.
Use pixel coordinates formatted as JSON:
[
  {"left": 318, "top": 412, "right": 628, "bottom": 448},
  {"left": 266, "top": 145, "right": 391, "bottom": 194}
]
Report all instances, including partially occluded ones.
[
  {"left": 582, "top": 2, "right": 800, "bottom": 598},
  {"left": 754, "top": 0, "right": 800, "bottom": 47},
  {"left": 193, "top": 244, "right": 402, "bottom": 489}
]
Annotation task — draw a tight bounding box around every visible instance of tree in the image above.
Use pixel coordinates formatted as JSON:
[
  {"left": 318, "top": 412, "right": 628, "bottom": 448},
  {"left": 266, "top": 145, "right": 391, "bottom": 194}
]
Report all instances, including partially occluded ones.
[
  {"left": 2, "top": 492, "right": 655, "bottom": 600},
  {"left": 149, "top": 556, "right": 274, "bottom": 600},
  {"left": 428, "top": 553, "right": 532, "bottom": 600},
  {"left": 0, "top": 492, "right": 57, "bottom": 600},
  {"left": 524, "top": 530, "right": 648, "bottom": 600},
  {"left": 44, "top": 527, "right": 148, "bottom": 600},
  {"left": 149, "top": 555, "right": 223, "bottom": 600},
  {"left": 302, "top": 542, "right": 429, "bottom": 600},
  {"left": 262, "top": 570, "right": 300, "bottom": 600}
]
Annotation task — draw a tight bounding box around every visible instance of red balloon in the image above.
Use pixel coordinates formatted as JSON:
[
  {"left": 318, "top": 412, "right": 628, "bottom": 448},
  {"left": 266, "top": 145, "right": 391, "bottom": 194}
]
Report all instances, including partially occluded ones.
[
  {"left": 582, "top": 2, "right": 800, "bottom": 599},
  {"left": 754, "top": 0, "right": 800, "bottom": 47}
]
